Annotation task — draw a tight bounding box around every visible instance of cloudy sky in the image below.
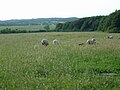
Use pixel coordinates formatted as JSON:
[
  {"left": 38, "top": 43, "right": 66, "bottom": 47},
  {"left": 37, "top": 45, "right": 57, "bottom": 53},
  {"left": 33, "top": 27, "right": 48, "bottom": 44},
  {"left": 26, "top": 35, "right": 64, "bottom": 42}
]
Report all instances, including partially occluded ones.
[{"left": 0, "top": 0, "right": 120, "bottom": 20}]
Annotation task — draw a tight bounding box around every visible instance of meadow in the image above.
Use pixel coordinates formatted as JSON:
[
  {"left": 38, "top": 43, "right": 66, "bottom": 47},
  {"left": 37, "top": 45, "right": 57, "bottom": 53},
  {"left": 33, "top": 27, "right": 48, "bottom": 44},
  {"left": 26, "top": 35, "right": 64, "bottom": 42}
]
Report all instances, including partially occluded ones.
[
  {"left": 0, "top": 32, "right": 120, "bottom": 90},
  {"left": 0, "top": 25, "right": 56, "bottom": 31}
]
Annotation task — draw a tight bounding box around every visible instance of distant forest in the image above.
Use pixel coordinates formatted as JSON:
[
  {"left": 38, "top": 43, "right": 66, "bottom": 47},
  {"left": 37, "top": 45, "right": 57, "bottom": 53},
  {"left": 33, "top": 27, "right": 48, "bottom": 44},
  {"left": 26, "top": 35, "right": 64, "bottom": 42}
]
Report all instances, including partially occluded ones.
[
  {"left": 0, "top": 18, "right": 79, "bottom": 33},
  {"left": 55, "top": 10, "right": 120, "bottom": 33},
  {"left": 0, "top": 18, "right": 79, "bottom": 26},
  {"left": 0, "top": 10, "right": 120, "bottom": 33}
]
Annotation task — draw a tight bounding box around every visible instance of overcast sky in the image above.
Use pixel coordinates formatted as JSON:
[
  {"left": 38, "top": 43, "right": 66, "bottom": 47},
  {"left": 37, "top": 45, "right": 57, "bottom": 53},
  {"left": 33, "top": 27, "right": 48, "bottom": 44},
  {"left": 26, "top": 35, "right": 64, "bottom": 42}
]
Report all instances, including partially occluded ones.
[{"left": 0, "top": 0, "right": 120, "bottom": 20}]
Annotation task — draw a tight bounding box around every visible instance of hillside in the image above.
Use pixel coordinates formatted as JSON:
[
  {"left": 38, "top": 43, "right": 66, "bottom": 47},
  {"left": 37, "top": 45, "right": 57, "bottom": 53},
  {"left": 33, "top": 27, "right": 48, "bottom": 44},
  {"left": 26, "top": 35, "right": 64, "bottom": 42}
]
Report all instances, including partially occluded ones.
[
  {"left": 55, "top": 10, "right": 120, "bottom": 33},
  {"left": 0, "top": 18, "right": 79, "bottom": 26}
]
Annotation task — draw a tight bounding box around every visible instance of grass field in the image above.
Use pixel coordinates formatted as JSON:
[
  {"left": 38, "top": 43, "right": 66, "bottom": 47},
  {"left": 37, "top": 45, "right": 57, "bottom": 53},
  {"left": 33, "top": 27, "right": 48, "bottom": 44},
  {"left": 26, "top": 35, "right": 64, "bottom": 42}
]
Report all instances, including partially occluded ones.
[
  {"left": 0, "top": 25, "right": 56, "bottom": 31},
  {"left": 0, "top": 32, "right": 120, "bottom": 90}
]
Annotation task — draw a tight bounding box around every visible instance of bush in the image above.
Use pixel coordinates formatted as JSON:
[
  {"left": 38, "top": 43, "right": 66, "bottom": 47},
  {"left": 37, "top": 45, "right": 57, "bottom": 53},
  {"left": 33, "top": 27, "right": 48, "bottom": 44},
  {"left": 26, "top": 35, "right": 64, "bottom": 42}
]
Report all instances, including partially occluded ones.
[{"left": 0, "top": 28, "right": 28, "bottom": 34}]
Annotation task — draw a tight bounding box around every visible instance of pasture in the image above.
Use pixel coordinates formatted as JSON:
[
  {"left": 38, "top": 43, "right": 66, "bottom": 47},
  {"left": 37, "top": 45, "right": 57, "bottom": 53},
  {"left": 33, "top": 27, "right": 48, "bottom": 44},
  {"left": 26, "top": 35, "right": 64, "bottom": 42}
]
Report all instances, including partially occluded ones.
[
  {"left": 0, "top": 32, "right": 120, "bottom": 90},
  {"left": 0, "top": 25, "right": 56, "bottom": 31}
]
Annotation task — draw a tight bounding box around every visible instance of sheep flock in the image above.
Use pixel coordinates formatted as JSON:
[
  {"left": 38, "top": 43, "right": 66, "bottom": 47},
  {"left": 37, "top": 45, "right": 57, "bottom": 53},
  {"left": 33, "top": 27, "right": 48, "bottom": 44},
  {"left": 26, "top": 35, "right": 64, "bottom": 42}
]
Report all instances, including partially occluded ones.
[{"left": 41, "top": 34, "right": 119, "bottom": 46}]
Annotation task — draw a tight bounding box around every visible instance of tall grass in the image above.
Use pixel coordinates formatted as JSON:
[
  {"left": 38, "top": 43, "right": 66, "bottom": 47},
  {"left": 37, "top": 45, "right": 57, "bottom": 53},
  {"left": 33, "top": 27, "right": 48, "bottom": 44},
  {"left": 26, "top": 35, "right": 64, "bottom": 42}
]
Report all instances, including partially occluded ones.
[{"left": 0, "top": 32, "right": 120, "bottom": 90}]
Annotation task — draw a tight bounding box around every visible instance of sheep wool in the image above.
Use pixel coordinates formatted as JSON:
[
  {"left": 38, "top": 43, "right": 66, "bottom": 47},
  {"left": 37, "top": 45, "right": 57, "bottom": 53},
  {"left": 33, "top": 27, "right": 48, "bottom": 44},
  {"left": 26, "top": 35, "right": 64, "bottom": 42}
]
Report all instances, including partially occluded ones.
[
  {"left": 41, "top": 39, "right": 49, "bottom": 46},
  {"left": 53, "top": 39, "right": 59, "bottom": 45},
  {"left": 86, "top": 38, "right": 96, "bottom": 45}
]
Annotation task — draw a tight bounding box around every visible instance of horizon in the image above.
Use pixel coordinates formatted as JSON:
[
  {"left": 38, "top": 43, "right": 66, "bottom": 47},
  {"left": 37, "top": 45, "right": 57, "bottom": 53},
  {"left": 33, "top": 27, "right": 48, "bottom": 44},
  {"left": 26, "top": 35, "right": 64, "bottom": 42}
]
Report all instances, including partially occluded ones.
[
  {"left": 0, "top": 0, "right": 120, "bottom": 20},
  {"left": 0, "top": 17, "right": 79, "bottom": 21}
]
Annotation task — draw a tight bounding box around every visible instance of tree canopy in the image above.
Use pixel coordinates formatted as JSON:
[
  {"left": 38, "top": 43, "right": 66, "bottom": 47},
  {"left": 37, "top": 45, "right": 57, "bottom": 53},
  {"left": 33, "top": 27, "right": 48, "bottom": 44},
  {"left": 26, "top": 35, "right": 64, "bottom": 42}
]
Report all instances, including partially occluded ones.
[{"left": 55, "top": 10, "right": 120, "bottom": 33}]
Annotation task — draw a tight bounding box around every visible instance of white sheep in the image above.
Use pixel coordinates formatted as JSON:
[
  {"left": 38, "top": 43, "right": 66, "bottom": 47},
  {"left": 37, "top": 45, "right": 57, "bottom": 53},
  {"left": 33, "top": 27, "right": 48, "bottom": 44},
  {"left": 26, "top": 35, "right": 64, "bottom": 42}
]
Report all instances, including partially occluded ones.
[
  {"left": 91, "top": 38, "right": 96, "bottom": 42},
  {"left": 107, "top": 35, "right": 113, "bottom": 39},
  {"left": 41, "top": 39, "right": 49, "bottom": 46},
  {"left": 52, "top": 39, "right": 59, "bottom": 45},
  {"left": 86, "top": 38, "right": 96, "bottom": 45}
]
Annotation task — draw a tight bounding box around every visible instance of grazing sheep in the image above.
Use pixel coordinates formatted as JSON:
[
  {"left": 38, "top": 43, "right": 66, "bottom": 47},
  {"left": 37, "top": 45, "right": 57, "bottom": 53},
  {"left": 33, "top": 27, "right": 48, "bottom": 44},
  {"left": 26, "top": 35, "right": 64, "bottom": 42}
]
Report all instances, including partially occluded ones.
[
  {"left": 52, "top": 39, "right": 59, "bottom": 45},
  {"left": 78, "top": 43, "right": 84, "bottom": 46},
  {"left": 91, "top": 38, "right": 96, "bottom": 42},
  {"left": 86, "top": 38, "right": 96, "bottom": 45},
  {"left": 107, "top": 35, "right": 113, "bottom": 39},
  {"left": 41, "top": 39, "right": 49, "bottom": 46}
]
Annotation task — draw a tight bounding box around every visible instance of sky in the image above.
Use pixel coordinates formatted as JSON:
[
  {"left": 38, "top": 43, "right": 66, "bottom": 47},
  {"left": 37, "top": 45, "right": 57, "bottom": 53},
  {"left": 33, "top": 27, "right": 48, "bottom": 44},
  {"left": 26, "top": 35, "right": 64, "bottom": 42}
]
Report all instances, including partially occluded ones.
[{"left": 0, "top": 0, "right": 120, "bottom": 20}]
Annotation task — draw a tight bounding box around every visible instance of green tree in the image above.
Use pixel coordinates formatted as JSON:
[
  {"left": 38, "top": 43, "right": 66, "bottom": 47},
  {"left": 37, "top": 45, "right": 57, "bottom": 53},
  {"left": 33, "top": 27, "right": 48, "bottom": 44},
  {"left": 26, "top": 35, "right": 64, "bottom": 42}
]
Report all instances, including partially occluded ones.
[{"left": 44, "top": 25, "right": 50, "bottom": 31}]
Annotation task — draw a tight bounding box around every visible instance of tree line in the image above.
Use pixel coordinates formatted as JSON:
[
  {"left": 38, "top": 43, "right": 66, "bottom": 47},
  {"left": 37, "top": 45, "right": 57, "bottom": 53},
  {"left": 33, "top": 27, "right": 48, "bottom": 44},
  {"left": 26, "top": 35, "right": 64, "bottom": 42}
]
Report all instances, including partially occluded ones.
[
  {"left": 0, "top": 27, "right": 56, "bottom": 34},
  {"left": 0, "top": 18, "right": 78, "bottom": 26},
  {"left": 55, "top": 10, "right": 120, "bottom": 33}
]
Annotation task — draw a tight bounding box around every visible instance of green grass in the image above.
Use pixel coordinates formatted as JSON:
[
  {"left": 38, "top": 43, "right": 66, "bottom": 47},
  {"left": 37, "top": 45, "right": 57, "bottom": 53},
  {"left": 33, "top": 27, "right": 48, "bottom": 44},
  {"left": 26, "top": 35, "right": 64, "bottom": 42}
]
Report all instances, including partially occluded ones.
[
  {"left": 0, "top": 32, "right": 120, "bottom": 90},
  {"left": 0, "top": 25, "right": 56, "bottom": 31}
]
